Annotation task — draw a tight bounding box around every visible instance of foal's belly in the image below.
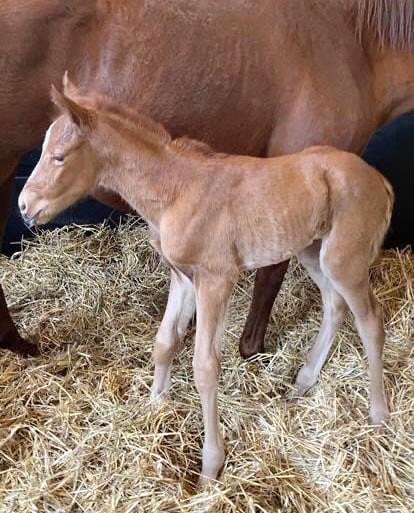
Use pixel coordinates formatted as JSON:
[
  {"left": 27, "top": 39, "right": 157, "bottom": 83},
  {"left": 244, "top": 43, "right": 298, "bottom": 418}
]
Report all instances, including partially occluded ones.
[
  {"left": 236, "top": 210, "right": 326, "bottom": 271},
  {"left": 239, "top": 234, "right": 317, "bottom": 271}
]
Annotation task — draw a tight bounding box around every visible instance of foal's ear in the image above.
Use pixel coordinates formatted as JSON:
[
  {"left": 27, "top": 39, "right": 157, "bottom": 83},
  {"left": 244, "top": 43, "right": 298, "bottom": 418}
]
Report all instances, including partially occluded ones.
[
  {"left": 50, "top": 84, "right": 95, "bottom": 131},
  {"left": 62, "top": 70, "right": 79, "bottom": 99}
]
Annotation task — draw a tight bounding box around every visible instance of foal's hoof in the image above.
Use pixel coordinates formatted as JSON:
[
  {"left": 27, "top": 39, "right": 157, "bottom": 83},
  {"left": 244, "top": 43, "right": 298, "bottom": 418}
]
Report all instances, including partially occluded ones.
[
  {"left": 286, "top": 387, "right": 309, "bottom": 400},
  {"left": 0, "top": 334, "right": 39, "bottom": 357},
  {"left": 197, "top": 475, "right": 214, "bottom": 489},
  {"left": 197, "top": 472, "right": 220, "bottom": 489},
  {"left": 287, "top": 381, "right": 313, "bottom": 399},
  {"left": 369, "top": 405, "right": 390, "bottom": 426},
  {"left": 150, "top": 389, "right": 168, "bottom": 406},
  {"left": 287, "top": 387, "right": 303, "bottom": 400},
  {"left": 287, "top": 367, "right": 316, "bottom": 399}
]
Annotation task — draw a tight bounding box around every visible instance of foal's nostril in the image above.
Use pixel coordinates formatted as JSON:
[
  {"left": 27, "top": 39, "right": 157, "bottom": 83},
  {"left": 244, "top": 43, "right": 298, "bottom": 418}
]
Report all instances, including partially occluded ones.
[{"left": 20, "top": 201, "right": 26, "bottom": 214}]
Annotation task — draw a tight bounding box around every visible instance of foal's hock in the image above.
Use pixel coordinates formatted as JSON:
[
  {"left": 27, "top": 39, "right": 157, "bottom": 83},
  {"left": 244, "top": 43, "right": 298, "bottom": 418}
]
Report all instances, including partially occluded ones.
[{"left": 19, "top": 83, "right": 394, "bottom": 484}]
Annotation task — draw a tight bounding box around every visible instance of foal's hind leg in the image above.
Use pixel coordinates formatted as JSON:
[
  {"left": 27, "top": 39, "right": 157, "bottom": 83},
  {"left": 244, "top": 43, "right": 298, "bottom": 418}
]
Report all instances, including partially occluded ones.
[
  {"left": 290, "top": 241, "right": 347, "bottom": 398},
  {"left": 321, "top": 245, "right": 389, "bottom": 424},
  {"left": 151, "top": 269, "right": 195, "bottom": 402}
]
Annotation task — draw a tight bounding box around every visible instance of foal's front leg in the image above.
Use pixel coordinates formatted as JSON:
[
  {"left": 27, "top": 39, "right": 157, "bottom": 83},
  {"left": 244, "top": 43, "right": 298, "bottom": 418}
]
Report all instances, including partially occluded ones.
[
  {"left": 151, "top": 269, "right": 195, "bottom": 401},
  {"left": 193, "top": 273, "right": 235, "bottom": 485}
]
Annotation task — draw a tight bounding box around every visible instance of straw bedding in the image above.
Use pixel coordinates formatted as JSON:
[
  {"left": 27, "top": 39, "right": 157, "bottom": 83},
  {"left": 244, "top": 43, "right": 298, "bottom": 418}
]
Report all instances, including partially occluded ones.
[{"left": 0, "top": 220, "right": 412, "bottom": 513}]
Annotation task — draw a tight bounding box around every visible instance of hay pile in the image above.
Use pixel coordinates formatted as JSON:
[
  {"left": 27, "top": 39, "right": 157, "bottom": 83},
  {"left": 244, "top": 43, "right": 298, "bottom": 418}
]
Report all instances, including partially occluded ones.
[{"left": 0, "top": 220, "right": 412, "bottom": 513}]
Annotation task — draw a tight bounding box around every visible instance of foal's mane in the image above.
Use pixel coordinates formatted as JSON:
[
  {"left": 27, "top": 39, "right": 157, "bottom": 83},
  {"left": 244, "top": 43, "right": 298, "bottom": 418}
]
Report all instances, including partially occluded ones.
[
  {"left": 353, "top": 0, "right": 414, "bottom": 51},
  {"left": 76, "top": 92, "right": 221, "bottom": 158},
  {"left": 85, "top": 94, "right": 172, "bottom": 146}
]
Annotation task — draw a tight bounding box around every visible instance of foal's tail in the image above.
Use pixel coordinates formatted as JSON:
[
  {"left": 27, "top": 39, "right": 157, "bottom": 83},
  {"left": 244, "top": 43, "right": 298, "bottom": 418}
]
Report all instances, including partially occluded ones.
[{"left": 370, "top": 173, "right": 394, "bottom": 263}]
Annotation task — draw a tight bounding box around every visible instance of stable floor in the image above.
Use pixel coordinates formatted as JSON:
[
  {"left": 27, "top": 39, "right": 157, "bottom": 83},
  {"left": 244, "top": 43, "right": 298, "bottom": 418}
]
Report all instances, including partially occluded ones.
[{"left": 0, "top": 223, "right": 412, "bottom": 513}]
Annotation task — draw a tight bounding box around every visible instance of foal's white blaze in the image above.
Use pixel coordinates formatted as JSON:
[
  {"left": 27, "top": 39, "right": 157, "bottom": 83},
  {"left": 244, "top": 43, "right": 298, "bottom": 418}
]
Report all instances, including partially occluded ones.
[
  {"left": 42, "top": 120, "right": 56, "bottom": 152},
  {"left": 29, "top": 121, "right": 57, "bottom": 181}
]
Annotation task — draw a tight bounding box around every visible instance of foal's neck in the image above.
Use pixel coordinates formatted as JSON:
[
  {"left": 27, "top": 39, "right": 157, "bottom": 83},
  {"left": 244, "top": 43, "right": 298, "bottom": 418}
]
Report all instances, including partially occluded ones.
[{"left": 95, "top": 115, "right": 209, "bottom": 226}]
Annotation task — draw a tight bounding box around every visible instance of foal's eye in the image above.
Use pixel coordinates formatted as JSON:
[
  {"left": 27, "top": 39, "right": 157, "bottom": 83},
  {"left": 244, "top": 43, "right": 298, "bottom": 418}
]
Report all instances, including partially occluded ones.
[{"left": 53, "top": 155, "right": 65, "bottom": 163}]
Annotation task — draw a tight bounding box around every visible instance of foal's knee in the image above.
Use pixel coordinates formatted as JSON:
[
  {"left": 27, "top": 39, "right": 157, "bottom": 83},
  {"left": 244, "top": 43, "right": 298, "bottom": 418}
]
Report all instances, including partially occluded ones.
[{"left": 193, "top": 355, "right": 219, "bottom": 392}]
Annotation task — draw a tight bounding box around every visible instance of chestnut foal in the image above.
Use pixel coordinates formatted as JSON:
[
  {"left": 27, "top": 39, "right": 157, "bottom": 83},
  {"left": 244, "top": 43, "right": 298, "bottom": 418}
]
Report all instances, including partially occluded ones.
[{"left": 19, "top": 80, "right": 393, "bottom": 484}]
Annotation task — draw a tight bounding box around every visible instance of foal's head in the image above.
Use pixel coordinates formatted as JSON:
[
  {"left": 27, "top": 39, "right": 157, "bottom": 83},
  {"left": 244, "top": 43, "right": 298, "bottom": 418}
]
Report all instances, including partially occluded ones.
[{"left": 19, "top": 75, "right": 100, "bottom": 227}]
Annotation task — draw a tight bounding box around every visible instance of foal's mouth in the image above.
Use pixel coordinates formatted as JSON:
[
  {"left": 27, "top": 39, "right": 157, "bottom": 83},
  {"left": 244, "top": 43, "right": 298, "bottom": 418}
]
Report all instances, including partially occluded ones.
[{"left": 21, "top": 209, "right": 43, "bottom": 229}]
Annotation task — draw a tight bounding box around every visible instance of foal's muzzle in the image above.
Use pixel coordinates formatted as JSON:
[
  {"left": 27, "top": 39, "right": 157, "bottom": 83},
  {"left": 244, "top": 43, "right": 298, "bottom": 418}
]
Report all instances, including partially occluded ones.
[
  {"left": 20, "top": 210, "right": 43, "bottom": 229},
  {"left": 18, "top": 195, "right": 42, "bottom": 228}
]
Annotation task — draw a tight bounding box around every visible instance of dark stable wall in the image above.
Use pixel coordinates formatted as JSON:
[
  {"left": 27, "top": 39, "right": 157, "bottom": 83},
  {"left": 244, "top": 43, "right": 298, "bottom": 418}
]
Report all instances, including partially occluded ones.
[
  {"left": 362, "top": 112, "right": 414, "bottom": 249},
  {"left": 2, "top": 112, "right": 414, "bottom": 256}
]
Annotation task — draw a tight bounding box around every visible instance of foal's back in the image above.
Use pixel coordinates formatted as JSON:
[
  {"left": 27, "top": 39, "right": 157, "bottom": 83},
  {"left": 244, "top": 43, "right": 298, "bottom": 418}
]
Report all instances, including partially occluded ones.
[{"left": 201, "top": 146, "right": 393, "bottom": 272}]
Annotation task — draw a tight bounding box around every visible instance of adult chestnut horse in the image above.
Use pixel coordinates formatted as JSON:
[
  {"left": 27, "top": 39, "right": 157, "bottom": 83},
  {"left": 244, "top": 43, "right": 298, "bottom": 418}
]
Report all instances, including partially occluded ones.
[{"left": 1, "top": 0, "right": 414, "bottom": 357}]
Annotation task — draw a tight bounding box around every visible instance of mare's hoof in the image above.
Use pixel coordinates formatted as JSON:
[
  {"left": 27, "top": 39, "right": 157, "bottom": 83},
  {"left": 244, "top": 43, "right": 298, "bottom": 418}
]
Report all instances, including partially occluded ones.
[
  {"left": 0, "top": 334, "right": 39, "bottom": 357},
  {"left": 238, "top": 335, "right": 265, "bottom": 359}
]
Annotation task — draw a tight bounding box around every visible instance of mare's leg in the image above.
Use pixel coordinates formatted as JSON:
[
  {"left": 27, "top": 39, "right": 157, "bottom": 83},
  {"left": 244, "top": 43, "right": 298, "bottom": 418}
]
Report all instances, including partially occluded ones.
[
  {"left": 193, "top": 273, "right": 235, "bottom": 485},
  {"left": 151, "top": 269, "right": 195, "bottom": 401},
  {"left": 321, "top": 240, "right": 389, "bottom": 424},
  {"left": 0, "top": 159, "right": 38, "bottom": 356},
  {"left": 290, "top": 241, "right": 347, "bottom": 397},
  {"left": 239, "top": 260, "right": 289, "bottom": 358}
]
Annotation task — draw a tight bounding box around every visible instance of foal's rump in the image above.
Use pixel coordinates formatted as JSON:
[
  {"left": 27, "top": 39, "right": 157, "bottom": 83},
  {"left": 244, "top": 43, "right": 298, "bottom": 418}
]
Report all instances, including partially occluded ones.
[{"left": 321, "top": 150, "right": 394, "bottom": 267}]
